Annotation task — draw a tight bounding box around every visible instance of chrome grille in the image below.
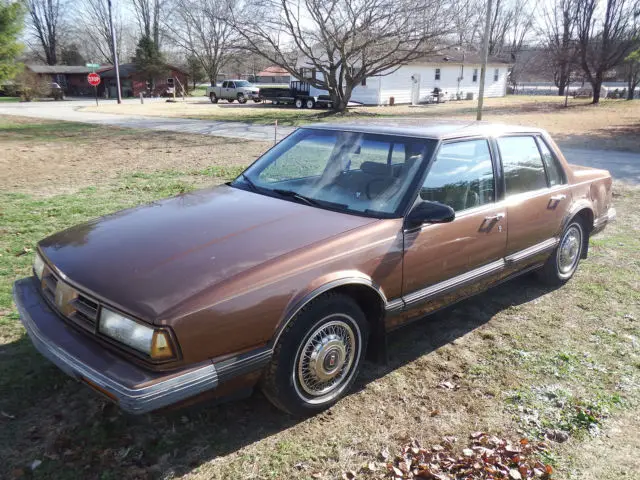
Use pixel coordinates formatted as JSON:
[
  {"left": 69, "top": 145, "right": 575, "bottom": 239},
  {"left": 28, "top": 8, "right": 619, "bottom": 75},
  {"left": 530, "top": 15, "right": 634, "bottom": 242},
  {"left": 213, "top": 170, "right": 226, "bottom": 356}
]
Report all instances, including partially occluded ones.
[
  {"left": 71, "top": 296, "right": 99, "bottom": 324},
  {"left": 39, "top": 266, "right": 99, "bottom": 329}
]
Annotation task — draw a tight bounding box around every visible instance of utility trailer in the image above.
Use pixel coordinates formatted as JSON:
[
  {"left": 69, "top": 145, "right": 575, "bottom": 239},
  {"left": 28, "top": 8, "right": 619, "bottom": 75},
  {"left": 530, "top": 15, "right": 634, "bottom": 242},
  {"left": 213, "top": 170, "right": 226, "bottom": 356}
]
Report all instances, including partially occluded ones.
[{"left": 259, "top": 81, "right": 333, "bottom": 109}]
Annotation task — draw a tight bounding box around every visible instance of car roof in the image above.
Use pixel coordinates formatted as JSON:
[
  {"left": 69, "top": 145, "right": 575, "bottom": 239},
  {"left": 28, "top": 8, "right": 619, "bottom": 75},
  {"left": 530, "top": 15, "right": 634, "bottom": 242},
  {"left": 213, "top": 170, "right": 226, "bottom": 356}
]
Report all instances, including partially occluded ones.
[{"left": 303, "top": 120, "right": 547, "bottom": 140}]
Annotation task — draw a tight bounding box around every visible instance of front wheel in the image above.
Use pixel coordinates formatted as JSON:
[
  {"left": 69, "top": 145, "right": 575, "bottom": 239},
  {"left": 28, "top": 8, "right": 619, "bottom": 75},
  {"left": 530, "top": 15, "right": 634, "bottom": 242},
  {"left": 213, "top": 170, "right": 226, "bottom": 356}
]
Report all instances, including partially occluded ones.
[
  {"left": 209, "top": 93, "right": 218, "bottom": 103},
  {"left": 538, "top": 219, "right": 585, "bottom": 286},
  {"left": 237, "top": 93, "right": 247, "bottom": 104},
  {"left": 262, "top": 293, "right": 368, "bottom": 416},
  {"left": 295, "top": 98, "right": 304, "bottom": 109}
]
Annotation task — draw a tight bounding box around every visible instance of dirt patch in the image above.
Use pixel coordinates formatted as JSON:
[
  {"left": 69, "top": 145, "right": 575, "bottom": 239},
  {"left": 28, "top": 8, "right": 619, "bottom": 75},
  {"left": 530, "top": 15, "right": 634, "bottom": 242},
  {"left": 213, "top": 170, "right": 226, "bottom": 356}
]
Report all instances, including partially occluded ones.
[{"left": 0, "top": 115, "right": 271, "bottom": 195}]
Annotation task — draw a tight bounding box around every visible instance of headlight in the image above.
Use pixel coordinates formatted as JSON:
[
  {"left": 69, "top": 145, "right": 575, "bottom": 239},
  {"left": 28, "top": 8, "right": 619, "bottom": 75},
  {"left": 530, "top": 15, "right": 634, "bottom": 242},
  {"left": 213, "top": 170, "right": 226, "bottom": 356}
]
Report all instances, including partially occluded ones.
[
  {"left": 99, "top": 308, "right": 175, "bottom": 360},
  {"left": 33, "top": 252, "right": 45, "bottom": 280}
]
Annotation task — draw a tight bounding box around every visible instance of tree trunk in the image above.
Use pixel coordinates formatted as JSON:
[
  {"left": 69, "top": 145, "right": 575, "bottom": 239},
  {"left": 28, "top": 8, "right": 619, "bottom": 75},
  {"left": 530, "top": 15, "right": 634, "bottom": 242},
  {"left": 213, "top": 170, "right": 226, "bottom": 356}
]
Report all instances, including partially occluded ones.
[
  {"left": 591, "top": 79, "right": 602, "bottom": 104},
  {"left": 558, "top": 84, "right": 565, "bottom": 96}
]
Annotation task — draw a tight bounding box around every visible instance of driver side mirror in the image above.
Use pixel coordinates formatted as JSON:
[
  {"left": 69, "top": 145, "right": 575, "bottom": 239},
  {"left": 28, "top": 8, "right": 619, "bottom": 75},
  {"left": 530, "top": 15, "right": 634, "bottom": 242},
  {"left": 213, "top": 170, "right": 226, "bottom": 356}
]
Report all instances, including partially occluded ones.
[{"left": 405, "top": 200, "right": 455, "bottom": 227}]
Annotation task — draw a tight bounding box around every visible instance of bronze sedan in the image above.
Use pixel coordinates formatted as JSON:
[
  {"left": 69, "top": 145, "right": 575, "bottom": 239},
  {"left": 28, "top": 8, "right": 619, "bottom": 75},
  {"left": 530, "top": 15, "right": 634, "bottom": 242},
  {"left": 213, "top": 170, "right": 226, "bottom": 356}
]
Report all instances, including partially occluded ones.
[{"left": 14, "top": 122, "right": 615, "bottom": 415}]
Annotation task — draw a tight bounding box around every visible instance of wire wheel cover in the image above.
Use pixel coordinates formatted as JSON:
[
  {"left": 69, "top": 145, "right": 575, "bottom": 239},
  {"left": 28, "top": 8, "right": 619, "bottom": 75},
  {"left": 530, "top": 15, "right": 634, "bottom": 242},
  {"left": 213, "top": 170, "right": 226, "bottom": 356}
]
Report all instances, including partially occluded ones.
[{"left": 296, "top": 318, "right": 357, "bottom": 398}]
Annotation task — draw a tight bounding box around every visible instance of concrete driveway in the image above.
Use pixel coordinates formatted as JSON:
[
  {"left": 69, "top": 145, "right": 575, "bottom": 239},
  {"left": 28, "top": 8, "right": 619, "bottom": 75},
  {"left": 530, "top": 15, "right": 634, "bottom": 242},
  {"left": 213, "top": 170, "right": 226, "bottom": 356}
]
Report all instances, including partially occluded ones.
[{"left": 1, "top": 99, "right": 638, "bottom": 183}]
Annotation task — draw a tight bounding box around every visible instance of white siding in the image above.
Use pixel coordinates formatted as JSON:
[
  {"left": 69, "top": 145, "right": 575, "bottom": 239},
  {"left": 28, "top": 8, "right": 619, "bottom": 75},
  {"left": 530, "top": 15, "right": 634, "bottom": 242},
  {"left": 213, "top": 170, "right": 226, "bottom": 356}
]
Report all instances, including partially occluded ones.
[{"left": 377, "top": 63, "right": 508, "bottom": 105}]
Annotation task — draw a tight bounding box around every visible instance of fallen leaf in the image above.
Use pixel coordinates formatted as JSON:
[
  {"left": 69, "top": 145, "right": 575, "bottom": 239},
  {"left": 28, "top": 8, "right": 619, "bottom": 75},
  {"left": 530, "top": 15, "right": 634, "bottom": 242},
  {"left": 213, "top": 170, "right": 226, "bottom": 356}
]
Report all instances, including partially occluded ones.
[
  {"left": 1, "top": 411, "right": 15, "bottom": 419},
  {"left": 438, "top": 381, "right": 457, "bottom": 390},
  {"left": 311, "top": 473, "right": 323, "bottom": 479},
  {"left": 509, "top": 468, "right": 522, "bottom": 479},
  {"left": 463, "top": 448, "right": 474, "bottom": 457},
  {"left": 30, "top": 460, "right": 42, "bottom": 471},
  {"left": 430, "top": 409, "right": 440, "bottom": 417},
  {"left": 342, "top": 470, "right": 356, "bottom": 479},
  {"left": 380, "top": 448, "right": 390, "bottom": 461}
]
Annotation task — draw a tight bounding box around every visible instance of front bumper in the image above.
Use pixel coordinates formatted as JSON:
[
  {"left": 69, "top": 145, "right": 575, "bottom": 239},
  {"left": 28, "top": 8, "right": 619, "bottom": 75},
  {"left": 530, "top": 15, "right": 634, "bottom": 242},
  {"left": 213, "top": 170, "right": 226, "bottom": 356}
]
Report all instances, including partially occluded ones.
[{"left": 13, "top": 277, "right": 219, "bottom": 414}]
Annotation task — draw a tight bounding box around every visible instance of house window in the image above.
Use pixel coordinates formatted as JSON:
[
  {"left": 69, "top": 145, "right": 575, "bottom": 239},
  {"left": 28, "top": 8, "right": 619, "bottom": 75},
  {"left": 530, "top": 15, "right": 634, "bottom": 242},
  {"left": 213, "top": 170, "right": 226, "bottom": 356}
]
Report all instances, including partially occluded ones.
[
  {"left": 494, "top": 68, "right": 499, "bottom": 81},
  {"left": 472, "top": 69, "right": 478, "bottom": 82},
  {"left": 299, "top": 67, "right": 315, "bottom": 80},
  {"left": 435, "top": 68, "right": 441, "bottom": 81}
]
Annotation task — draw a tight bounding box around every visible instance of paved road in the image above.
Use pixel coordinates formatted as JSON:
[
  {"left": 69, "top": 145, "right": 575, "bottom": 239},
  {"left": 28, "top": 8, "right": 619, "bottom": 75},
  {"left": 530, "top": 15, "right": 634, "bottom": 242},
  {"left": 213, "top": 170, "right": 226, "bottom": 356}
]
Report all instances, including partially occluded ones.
[
  {"left": 0, "top": 98, "right": 296, "bottom": 142},
  {"left": 1, "top": 99, "right": 637, "bottom": 183}
]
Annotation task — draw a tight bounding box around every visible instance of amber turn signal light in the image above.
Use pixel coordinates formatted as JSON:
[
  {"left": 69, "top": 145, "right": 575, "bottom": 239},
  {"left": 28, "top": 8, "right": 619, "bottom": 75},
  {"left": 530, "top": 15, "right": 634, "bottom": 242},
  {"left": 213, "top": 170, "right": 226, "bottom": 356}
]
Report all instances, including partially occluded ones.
[{"left": 151, "top": 330, "right": 175, "bottom": 360}]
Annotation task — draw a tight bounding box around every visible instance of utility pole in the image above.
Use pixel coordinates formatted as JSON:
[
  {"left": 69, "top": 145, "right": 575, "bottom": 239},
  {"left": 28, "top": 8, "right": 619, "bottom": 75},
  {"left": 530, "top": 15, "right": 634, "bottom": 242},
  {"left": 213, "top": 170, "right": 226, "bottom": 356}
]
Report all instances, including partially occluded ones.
[
  {"left": 108, "top": 0, "right": 122, "bottom": 104},
  {"left": 476, "top": 0, "right": 493, "bottom": 121}
]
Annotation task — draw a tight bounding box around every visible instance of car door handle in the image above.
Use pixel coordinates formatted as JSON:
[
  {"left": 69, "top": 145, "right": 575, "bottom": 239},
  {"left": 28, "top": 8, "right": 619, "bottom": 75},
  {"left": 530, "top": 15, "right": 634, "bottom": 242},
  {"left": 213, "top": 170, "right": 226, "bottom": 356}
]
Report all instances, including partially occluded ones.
[
  {"left": 550, "top": 194, "right": 566, "bottom": 201},
  {"left": 485, "top": 212, "right": 505, "bottom": 221}
]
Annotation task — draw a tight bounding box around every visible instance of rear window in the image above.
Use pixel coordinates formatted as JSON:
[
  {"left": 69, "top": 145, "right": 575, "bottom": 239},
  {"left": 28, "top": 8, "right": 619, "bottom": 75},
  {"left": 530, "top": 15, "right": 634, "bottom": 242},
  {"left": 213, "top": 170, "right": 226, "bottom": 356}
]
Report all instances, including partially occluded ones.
[{"left": 536, "top": 138, "right": 566, "bottom": 187}]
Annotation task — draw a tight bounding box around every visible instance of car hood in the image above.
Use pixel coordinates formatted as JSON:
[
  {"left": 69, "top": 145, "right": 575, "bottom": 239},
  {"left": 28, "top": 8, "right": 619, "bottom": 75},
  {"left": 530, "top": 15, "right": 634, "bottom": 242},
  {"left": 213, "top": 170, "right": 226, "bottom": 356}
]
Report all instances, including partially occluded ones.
[{"left": 39, "top": 185, "right": 377, "bottom": 322}]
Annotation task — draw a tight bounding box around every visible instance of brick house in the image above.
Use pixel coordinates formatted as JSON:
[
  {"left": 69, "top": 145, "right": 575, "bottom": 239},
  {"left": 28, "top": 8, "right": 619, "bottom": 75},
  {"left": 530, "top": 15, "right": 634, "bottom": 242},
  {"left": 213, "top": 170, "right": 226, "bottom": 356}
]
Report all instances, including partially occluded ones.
[
  {"left": 26, "top": 65, "right": 112, "bottom": 96},
  {"left": 100, "top": 63, "right": 189, "bottom": 98}
]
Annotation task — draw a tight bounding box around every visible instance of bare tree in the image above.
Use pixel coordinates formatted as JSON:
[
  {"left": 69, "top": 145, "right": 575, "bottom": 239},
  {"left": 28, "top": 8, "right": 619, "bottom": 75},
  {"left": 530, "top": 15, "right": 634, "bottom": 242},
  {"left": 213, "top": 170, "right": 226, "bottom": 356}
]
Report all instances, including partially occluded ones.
[
  {"left": 26, "top": 0, "right": 66, "bottom": 65},
  {"left": 229, "top": 0, "right": 452, "bottom": 112},
  {"left": 450, "top": 0, "right": 484, "bottom": 46},
  {"left": 488, "top": 0, "right": 533, "bottom": 56},
  {"left": 576, "top": 0, "right": 639, "bottom": 103},
  {"left": 624, "top": 48, "right": 640, "bottom": 99},
  {"left": 540, "top": 0, "right": 579, "bottom": 96},
  {"left": 166, "top": 0, "right": 239, "bottom": 85},
  {"left": 132, "top": 0, "right": 165, "bottom": 47},
  {"left": 74, "top": 0, "right": 123, "bottom": 64}
]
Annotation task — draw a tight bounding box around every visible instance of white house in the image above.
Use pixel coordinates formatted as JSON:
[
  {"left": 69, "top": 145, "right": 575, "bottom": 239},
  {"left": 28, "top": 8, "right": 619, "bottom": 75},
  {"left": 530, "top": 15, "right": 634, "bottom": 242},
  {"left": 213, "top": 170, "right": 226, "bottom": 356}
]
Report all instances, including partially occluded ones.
[{"left": 296, "top": 47, "right": 511, "bottom": 105}]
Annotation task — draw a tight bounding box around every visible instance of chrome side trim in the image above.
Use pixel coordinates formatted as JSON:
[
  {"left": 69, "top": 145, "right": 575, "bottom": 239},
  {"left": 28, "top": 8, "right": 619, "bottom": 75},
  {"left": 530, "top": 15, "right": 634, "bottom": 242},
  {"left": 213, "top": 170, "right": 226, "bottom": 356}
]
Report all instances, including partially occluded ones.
[
  {"left": 403, "top": 259, "right": 505, "bottom": 307},
  {"left": 385, "top": 298, "right": 405, "bottom": 313},
  {"left": 13, "top": 278, "right": 219, "bottom": 415},
  {"left": 215, "top": 347, "right": 272, "bottom": 383},
  {"left": 505, "top": 238, "right": 558, "bottom": 264}
]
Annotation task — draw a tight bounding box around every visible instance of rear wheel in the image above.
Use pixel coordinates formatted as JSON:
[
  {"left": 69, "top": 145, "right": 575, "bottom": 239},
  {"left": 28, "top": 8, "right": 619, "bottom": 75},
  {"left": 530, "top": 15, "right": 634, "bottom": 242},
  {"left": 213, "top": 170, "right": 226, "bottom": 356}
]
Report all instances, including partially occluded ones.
[
  {"left": 295, "top": 98, "right": 304, "bottom": 109},
  {"left": 209, "top": 93, "right": 218, "bottom": 103},
  {"left": 227, "top": 98, "right": 235, "bottom": 103},
  {"left": 538, "top": 219, "right": 585, "bottom": 286},
  {"left": 305, "top": 98, "right": 315, "bottom": 109},
  {"left": 262, "top": 293, "right": 368, "bottom": 416}
]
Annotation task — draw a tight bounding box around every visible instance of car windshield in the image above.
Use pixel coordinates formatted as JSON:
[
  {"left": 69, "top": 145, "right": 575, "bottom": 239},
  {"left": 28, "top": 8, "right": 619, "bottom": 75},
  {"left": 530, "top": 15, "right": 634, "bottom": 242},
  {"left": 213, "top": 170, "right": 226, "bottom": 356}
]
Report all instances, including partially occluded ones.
[
  {"left": 232, "top": 128, "right": 437, "bottom": 218},
  {"left": 235, "top": 81, "right": 252, "bottom": 87}
]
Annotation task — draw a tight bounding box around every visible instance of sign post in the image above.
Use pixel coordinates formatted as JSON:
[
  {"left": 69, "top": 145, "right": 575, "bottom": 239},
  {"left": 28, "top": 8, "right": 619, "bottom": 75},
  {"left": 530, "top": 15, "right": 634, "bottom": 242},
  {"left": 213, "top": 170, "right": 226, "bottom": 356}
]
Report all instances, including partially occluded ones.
[{"left": 87, "top": 72, "right": 101, "bottom": 107}]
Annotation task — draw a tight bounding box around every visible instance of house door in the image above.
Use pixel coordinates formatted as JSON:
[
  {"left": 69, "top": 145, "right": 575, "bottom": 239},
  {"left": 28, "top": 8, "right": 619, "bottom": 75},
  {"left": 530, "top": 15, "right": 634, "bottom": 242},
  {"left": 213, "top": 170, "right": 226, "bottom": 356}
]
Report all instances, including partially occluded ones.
[{"left": 411, "top": 74, "right": 421, "bottom": 105}]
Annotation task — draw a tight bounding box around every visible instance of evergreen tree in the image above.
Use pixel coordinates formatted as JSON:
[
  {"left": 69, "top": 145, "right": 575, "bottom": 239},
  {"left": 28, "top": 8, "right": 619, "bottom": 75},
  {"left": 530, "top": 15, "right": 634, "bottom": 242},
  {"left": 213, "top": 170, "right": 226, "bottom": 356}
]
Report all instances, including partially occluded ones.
[
  {"left": 133, "top": 34, "right": 166, "bottom": 89},
  {"left": 0, "top": 1, "right": 24, "bottom": 83}
]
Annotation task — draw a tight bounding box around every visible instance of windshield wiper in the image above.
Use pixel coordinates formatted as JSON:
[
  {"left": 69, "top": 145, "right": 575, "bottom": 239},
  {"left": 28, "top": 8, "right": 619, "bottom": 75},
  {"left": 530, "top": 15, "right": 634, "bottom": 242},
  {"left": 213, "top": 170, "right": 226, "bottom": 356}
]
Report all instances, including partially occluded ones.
[
  {"left": 238, "top": 173, "right": 258, "bottom": 192},
  {"left": 271, "top": 189, "right": 322, "bottom": 207}
]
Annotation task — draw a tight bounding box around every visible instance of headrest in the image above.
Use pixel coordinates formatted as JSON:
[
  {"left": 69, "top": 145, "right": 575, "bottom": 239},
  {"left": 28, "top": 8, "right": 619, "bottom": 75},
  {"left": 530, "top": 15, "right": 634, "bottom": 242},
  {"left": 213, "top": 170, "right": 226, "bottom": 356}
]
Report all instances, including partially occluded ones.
[{"left": 361, "top": 161, "right": 391, "bottom": 176}]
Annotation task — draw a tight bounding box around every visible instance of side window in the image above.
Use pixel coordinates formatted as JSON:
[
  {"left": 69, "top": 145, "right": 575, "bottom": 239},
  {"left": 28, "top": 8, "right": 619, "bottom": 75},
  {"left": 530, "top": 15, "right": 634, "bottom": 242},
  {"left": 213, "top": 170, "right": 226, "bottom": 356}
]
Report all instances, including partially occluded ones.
[
  {"left": 221, "top": 81, "right": 228, "bottom": 88},
  {"left": 497, "top": 136, "right": 548, "bottom": 195},
  {"left": 472, "top": 69, "right": 478, "bottom": 82},
  {"left": 420, "top": 140, "right": 495, "bottom": 212},
  {"left": 536, "top": 138, "right": 566, "bottom": 186},
  {"left": 228, "top": 82, "right": 235, "bottom": 88}
]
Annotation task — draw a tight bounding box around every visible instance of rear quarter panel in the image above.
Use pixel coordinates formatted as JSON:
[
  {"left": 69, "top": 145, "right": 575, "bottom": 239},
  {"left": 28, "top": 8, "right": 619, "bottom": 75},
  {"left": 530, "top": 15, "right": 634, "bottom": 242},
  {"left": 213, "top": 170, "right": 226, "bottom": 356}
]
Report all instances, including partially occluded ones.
[{"left": 544, "top": 134, "right": 613, "bottom": 226}]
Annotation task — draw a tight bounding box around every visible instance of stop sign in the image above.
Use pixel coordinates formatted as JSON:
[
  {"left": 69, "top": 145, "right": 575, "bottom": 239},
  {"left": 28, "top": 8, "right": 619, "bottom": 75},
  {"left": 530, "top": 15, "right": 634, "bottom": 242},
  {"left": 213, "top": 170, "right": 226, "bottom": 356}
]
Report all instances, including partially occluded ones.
[{"left": 87, "top": 72, "right": 101, "bottom": 86}]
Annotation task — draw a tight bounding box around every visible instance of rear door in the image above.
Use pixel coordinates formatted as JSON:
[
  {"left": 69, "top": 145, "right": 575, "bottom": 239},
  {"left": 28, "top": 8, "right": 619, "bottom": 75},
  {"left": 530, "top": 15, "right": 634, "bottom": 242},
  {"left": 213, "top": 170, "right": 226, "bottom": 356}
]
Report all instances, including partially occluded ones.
[
  {"left": 496, "top": 135, "right": 572, "bottom": 263},
  {"left": 401, "top": 138, "right": 507, "bottom": 319},
  {"left": 226, "top": 81, "right": 235, "bottom": 98}
]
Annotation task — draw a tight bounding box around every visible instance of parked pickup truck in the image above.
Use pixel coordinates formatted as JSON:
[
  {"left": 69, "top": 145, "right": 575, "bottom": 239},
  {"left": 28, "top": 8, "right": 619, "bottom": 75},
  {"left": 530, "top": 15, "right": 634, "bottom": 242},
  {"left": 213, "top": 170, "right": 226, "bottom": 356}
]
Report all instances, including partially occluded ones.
[
  {"left": 207, "top": 80, "right": 261, "bottom": 104},
  {"left": 14, "top": 122, "right": 615, "bottom": 416}
]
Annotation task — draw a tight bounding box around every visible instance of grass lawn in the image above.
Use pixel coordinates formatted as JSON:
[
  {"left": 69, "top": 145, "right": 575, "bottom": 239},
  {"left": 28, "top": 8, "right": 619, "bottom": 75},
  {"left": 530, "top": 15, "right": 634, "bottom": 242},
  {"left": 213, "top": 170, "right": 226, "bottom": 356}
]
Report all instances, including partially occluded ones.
[
  {"left": 0, "top": 97, "right": 20, "bottom": 102},
  {"left": 0, "top": 117, "right": 639, "bottom": 479}
]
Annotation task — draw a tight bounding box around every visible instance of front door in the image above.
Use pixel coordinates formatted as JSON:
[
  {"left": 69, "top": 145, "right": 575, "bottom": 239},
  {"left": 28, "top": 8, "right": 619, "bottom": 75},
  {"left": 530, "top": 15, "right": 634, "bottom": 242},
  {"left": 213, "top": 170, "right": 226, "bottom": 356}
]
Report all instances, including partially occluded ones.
[
  {"left": 401, "top": 138, "right": 507, "bottom": 321},
  {"left": 496, "top": 135, "right": 572, "bottom": 264}
]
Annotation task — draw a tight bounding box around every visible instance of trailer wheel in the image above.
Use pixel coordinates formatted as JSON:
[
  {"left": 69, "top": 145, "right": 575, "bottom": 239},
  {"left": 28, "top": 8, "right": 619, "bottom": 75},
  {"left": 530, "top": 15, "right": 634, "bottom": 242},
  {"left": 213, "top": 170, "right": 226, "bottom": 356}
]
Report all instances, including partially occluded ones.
[
  {"left": 305, "top": 98, "right": 316, "bottom": 109},
  {"left": 272, "top": 100, "right": 279, "bottom": 105},
  {"left": 209, "top": 93, "right": 218, "bottom": 103},
  {"left": 295, "top": 98, "right": 304, "bottom": 109},
  {"left": 327, "top": 102, "right": 333, "bottom": 109}
]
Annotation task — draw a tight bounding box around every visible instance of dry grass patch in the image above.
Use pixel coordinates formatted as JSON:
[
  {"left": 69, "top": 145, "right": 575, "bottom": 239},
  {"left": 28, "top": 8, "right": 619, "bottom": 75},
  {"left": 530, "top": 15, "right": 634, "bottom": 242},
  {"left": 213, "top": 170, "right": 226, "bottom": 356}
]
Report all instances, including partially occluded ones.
[{"left": 0, "top": 115, "right": 271, "bottom": 195}]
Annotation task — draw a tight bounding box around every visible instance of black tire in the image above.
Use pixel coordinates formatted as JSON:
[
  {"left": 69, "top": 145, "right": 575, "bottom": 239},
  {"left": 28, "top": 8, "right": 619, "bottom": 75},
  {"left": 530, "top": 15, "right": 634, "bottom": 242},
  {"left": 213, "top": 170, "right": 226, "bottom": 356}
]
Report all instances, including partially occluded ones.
[
  {"left": 295, "top": 98, "right": 304, "bottom": 109},
  {"left": 237, "top": 93, "right": 247, "bottom": 104},
  {"left": 538, "top": 219, "right": 585, "bottom": 286},
  {"left": 253, "top": 98, "right": 261, "bottom": 103},
  {"left": 227, "top": 98, "right": 235, "bottom": 103},
  {"left": 305, "top": 98, "right": 315, "bottom": 109},
  {"left": 209, "top": 93, "right": 218, "bottom": 103},
  {"left": 262, "top": 293, "right": 369, "bottom": 416}
]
